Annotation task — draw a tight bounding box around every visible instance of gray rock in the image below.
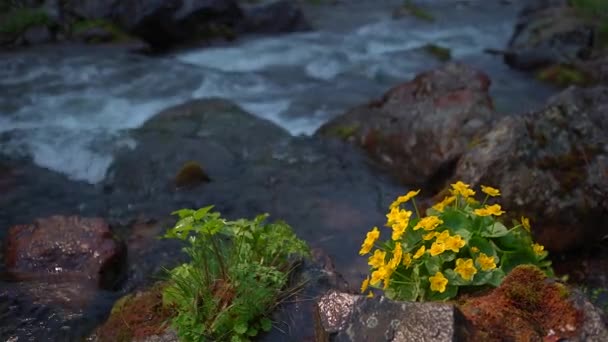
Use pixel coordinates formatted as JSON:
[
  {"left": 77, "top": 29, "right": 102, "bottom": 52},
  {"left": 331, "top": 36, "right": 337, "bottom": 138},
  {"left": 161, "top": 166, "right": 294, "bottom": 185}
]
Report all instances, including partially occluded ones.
[
  {"left": 239, "top": 0, "right": 312, "bottom": 34},
  {"left": 316, "top": 291, "right": 471, "bottom": 342},
  {"left": 454, "top": 86, "right": 608, "bottom": 251},
  {"left": 22, "top": 25, "right": 53, "bottom": 45},
  {"left": 505, "top": 0, "right": 595, "bottom": 70},
  {"left": 316, "top": 63, "right": 496, "bottom": 187}
]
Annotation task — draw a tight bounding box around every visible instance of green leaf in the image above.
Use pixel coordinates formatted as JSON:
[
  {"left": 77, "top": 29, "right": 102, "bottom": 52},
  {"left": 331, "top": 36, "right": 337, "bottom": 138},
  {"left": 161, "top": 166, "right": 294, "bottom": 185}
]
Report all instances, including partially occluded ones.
[
  {"left": 468, "top": 236, "right": 497, "bottom": 257},
  {"left": 424, "top": 256, "right": 442, "bottom": 275},
  {"left": 260, "top": 317, "right": 272, "bottom": 332},
  {"left": 172, "top": 208, "right": 195, "bottom": 218},
  {"left": 234, "top": 321, "right": 248, "bottom": 335},
  {"left": 500, "top": 250, "right": 537, "bottom": 274},
  {"left": 193, "top": 205, "right": 214, "bottom": 220},
  {"left": 441, "top": 209, "right": 470, "bottom": 231},
  {"left": 481, "top": 221, "right": 509, "bottom": 238}
]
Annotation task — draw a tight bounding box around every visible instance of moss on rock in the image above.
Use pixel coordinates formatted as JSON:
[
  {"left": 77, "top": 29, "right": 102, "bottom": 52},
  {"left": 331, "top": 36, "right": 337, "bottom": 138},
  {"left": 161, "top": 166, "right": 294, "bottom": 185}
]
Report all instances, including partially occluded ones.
[
  {"left": 95, "top": 282, "right": 174, "bottom": 342},
  {"left": 174, "top": 161, "right": 210, "bottom": 189},
  {"left": 460, "top": 265, "right": 583, "bottom": 341},
  {"left": 0, "top": 8, "right": 49, "bottom": 35}
]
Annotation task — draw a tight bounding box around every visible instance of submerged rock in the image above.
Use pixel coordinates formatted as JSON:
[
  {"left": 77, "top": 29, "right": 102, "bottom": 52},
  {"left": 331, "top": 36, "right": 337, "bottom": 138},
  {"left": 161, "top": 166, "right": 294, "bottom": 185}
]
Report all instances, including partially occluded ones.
[
  {"left": 5, "top": 215, "right": 126, "bottom": 289},
  {"left": 453, "top": 86, "right": 608, "bottom": 252},
  {"left": 316, "top": 63, "right": 496, "bottom": 188}
]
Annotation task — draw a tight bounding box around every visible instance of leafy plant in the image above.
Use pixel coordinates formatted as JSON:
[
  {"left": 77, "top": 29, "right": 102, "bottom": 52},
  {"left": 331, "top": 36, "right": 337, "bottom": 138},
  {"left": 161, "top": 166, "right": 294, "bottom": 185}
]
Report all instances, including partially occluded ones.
[
  {"left": 163, "top": 207, "right": 309, "bottom": 341},
  {"left": 0, "top": 7, "right": 49, "bottom": 35},
  {"left": 359, "top": 182, "right": 552, "bottom": 301}
]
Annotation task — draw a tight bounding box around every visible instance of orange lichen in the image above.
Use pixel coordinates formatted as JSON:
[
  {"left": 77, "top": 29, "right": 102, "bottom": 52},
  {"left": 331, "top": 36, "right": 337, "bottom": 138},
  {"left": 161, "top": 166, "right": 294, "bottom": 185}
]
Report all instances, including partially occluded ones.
[
  {"left": 95, "top": 282, "right": 174, "bottom": 342},
  {"left": 459, "top": 265, "right": 582, "bottom": 341}
]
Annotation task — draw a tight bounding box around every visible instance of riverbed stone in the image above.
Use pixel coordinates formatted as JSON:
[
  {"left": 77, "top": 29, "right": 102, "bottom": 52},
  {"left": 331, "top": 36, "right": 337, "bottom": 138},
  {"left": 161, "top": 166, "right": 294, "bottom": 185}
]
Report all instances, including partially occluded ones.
[
  {"left": 316, "top": 290, "right": 471, "bottom": 341},
  {"left": 5, "top": 215, "right": 126, "bottom": 289},
  {"left": 504, "top": 0, "right": 596, "bottom": 70},
  {"left": 453, "top": 86, "right": 608, "bottom": 252},
  {"left": 316, "top": 63, "right": 496, "bottom": 188}
]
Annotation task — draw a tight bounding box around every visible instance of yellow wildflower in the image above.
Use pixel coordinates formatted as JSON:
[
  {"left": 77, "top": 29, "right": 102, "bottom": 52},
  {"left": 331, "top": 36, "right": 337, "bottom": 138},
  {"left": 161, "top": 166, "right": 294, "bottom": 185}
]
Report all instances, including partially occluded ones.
[
  {"left": 402, "top": 252, "right": 412, "bottom": 268},
  {"left": 455, "top": 258, "right": 478, "bottom": 281},
  {"left": 413, "top": 215, "right": 443, "bottom": 231},
  {"left": 423, "top": 232, "right": 437, "bottom": 240},
  {"left": 429, "top": 272, "right": 448, "bottom": 293},
  {"left": 413, "top": 245, "right": 426, "bottom": 259},
  {"left": 444, "top": 235, "right": 466, "bottom": 253},
  {"left": 476, "top": 253, "right": 497, "bottom": 271},
  {"left": 473, "top": 204, "right": 505, "bottom": 217},
  {"left": 521, "top": 216, "right": 531, "bottom": 232},
  {"left": 466, "top": 197, "right": 479, "bottom": 205},
  {"left": 429, "top": 242, "right": 446, "bottom": 256},
  {"left": 435, "top": 230, "right": 451, "bottom": 244},
  {"left": 388, "top": 243, "right": 403, "bottom": 269},
  {"left": 470, "top": 246, "right": 480, "bottom": 253},
  {"left": 359, "top": 227, "right": 380, "bottom": 255},
  {"left": 481, "top": 185, "right": 501, "bottom": 197},
  {"left": 387, "top": 208, "right": 412, "bottom": 240},
  {"left": 370, "top": 265, "right": 390, "bottom": 285},
  {"left": 450, "top": 181, "right": 475, "bottom": 198},
  {"left": 361, "top": 277, "right": 370, "bottom": 293},
  {"left": 366, "top": 291, "right": 374, "bottom": 298},
  {"left": 368, "top": 249, "right": 386, "bottom": 268},
  {"left": 532, "top": 243, "right": 545, "bottom": 255},
  {"left": 433, "top": 196, "right": 456, "bottom": 212},
  {"left": 390, "top": 189, "right": 420, "bottom": 208}
]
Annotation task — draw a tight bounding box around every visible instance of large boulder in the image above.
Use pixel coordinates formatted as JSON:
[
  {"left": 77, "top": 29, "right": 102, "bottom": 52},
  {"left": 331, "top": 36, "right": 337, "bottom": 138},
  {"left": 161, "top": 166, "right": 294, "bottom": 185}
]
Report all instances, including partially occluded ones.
[
  {"left": 238, "top": 0, "right": 311, "bottom": 34},
  {"left": 504, "top": 0, "right": 596, "bottom": 70},
  {"left": 454, "top": 86, "right": 608, "bottom": 252},
  {"left": 4, "top": 215, "right": 126, "bottom": 289},
  {"left": 316, "top": 63, "right": 496, "bottom": 187}
]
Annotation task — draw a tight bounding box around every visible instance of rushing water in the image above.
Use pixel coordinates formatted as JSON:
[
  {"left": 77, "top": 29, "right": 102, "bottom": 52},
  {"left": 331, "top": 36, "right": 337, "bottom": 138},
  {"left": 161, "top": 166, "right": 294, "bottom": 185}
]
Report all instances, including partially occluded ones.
[{"left": 0, "top": 0, "right": 557, "bottom": 184}]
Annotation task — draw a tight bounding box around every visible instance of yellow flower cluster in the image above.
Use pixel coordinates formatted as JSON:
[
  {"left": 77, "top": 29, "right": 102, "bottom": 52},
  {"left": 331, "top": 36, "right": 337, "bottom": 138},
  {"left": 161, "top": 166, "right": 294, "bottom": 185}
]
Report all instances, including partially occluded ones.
[
  {"left": 413, "top": 215, "right": 443, "bottom": 231},
  {"left": 473, "top": 204, "right": 505, "bottom": 217},
  {"left": 359, "top": 227, "right": 380, "bottom": 255},
  {"left": 451, "top": 181, "right": 475, "bottom": 198}
]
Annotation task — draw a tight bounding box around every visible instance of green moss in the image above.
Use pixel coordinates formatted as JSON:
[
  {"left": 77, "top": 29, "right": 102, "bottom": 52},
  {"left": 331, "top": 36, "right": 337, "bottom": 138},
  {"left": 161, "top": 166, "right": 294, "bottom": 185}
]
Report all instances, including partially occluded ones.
[
  {"left": 402, "top": 0, "right": 435, "bottom": 22},
  {"left": 71, "top": 19, "right": 131, "bottom": 43},
  {"left": 424, "top": 44, "right": 451, "bottom": 62},
  {"left": 0, "top": 8, "right": 49, "bottom": 35},
  {"left": 326, "top": 124, "right": 360, "bottom": 140},
  {"left": 174, "top": 161, "right": 210, "bottom": 189},
  {"left": 569, "top": 0, "right": 608, "bottom": 48},
  {"left": 537, "top": 64, "right": 593, "bottom": 87}
]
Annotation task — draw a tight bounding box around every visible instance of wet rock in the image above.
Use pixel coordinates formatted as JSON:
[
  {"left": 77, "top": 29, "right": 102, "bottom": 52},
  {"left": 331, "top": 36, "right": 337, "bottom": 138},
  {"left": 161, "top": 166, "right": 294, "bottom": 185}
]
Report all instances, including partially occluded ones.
[
  {"left": 460, "top": 265, "right": 608, "bottom": 342},
  {"left": 239, "top": 0, "right": 311, "bottom": 34},
  {"left": 316, "top": 291, "right": 471, "bottom": 341},
  {"left": 505, "top": 0, "right": 595, "bottom": 70},
  {"left": 453, "top": 86, "right": 608, "bottom": 252},
  {"left": 5, "top": 216, "right": 126, "bottom": 289},
  {"left": 114, "top": 0, "right": 243, "bottom": 51},
  {"left": 316, "top": 63, "right": 496, "bottom": 187},
  {"left": 22, "top": 25, "right": 53, "bottom": 45}
]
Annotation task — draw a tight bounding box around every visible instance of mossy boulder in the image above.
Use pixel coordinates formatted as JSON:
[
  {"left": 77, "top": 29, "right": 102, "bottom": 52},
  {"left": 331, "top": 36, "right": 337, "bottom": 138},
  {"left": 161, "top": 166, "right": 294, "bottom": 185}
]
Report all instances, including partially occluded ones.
[
  {"left": 92, "top": 282, "right": 175, "bottom": 342},
  {"left": 537, "top": 63, "right": 594, "bottom": 87},
  {"left": 453, "top": 86, "right": 608, "bottom": 252},
  {"left": 459, "top": 265, "right": 607, "bottom": 341}
]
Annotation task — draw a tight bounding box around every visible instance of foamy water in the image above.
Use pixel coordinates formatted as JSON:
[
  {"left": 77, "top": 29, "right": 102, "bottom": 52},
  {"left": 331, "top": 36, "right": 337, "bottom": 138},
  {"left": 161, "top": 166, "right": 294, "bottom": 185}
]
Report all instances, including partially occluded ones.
[{"left": 0, "top": 1, "right": 555, "bottom": 183}]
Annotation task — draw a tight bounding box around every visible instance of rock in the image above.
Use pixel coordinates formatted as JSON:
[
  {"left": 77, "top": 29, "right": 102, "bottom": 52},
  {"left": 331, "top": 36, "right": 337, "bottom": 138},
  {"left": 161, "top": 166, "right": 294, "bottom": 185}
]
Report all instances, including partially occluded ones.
[
  {"left": 105, "top": 98, "right": 290, "bottom": 198},
  {"left": 316, "top": 63, "right": 496, "bottom": 187},
  {"left": 505, "top": 0, "right": 595, "bottom": 70},
  {"left": 114, "top": 0, "right": 244, "bottom": 50},
  {"left": 239, "top": 0, "right": 311, "bottom": 34},
  {"left": 5, "top": 215, "right": 126, "bottom": 289},
  {"left": 453, "top": 86, "right": 608, "bottom": 252},
  {"left": 316, "top": 290, "right": 472, "bottom": 341},
  {"left": 22, "top": 24, "right": 53, "bottom": 45},
  {"left": 460, "top": 265, "right": 608, "bottom": 342}
]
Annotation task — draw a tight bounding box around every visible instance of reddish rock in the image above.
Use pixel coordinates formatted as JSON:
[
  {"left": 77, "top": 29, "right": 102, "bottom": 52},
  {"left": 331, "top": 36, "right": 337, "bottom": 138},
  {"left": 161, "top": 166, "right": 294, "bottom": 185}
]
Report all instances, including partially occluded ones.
[
  {"left": 5, "top": 216, "right": 126, "bottom": 289},
  {"left": 316, "top": 63, "right": 496, "bottom": 187}
]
